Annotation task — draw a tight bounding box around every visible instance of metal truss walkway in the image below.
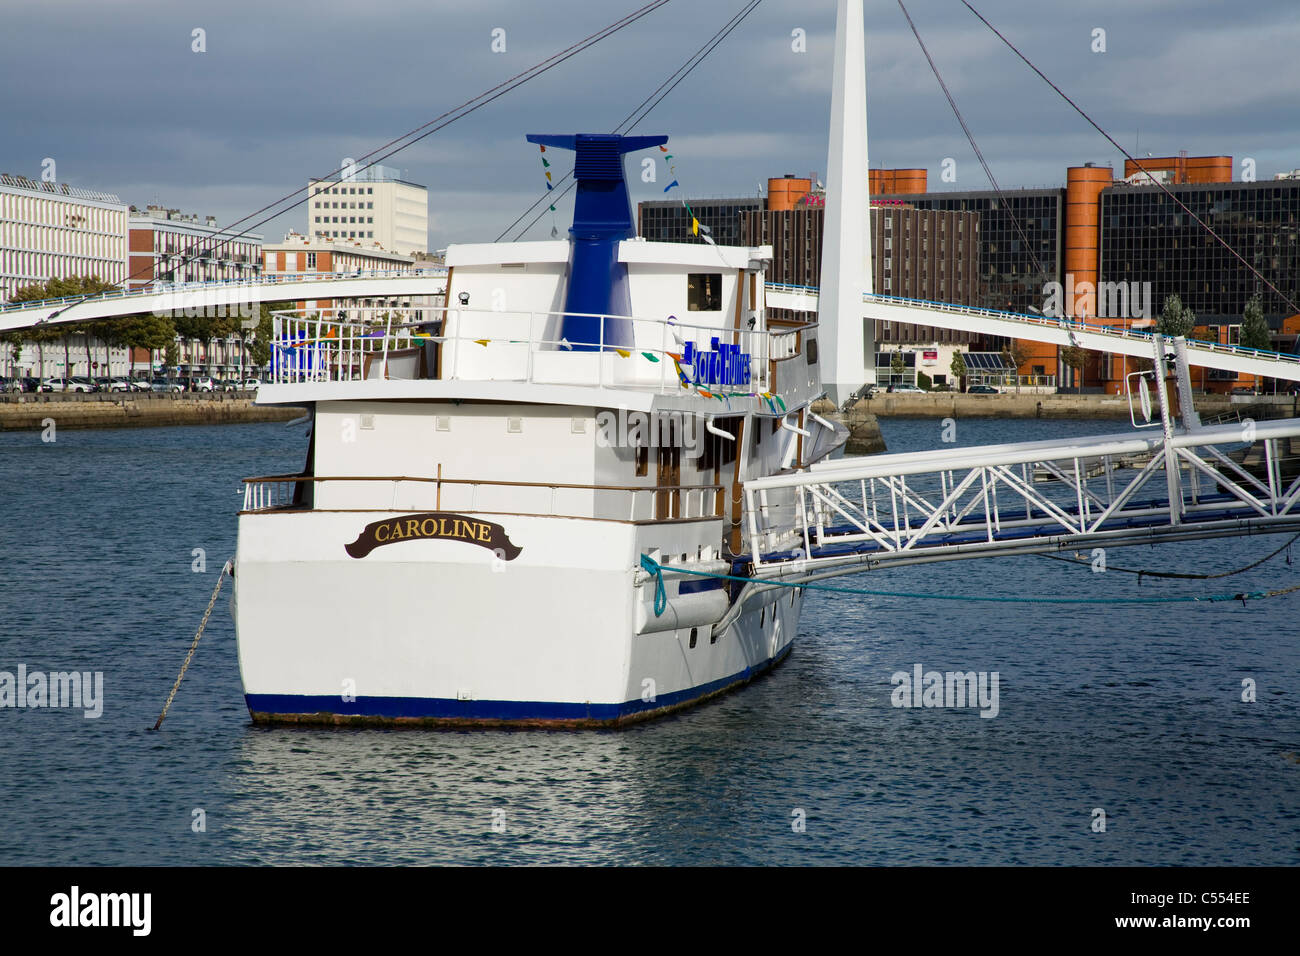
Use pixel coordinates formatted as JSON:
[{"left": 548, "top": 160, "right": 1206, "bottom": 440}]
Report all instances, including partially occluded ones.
[{"left": 741, "top": 335, "right": 1300, "bottom": 582}]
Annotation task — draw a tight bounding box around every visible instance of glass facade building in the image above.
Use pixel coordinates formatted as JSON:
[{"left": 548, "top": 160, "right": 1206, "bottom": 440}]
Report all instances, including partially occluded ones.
[
  {"left": 1100, "top": 181, "right": 1300, "bottom": 326},
  {"left": 638, "top": 198, "right": 764, "bottom": 246},
  {"left": 885, "top": 189, "right": 1065, "bottom": 315}
]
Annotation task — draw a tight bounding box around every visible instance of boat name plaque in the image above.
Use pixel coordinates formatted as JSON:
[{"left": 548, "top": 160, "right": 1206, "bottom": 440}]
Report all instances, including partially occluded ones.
[{"left": 345, "top": 513, "right": 523, "bottom": 560}]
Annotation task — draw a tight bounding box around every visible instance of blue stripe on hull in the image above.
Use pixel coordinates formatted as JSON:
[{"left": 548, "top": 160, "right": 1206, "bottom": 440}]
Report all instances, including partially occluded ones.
[{"left": 246, "top": 643, "right": 792, "bottom": 728}]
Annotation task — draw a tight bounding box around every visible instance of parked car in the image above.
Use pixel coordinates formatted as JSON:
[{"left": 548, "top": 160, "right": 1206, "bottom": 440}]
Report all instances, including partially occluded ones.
[
  {"left": 217, "top": 379, "right": 241, "bottom": 392},
  {"left": 150, "top": 377, "right": 185, "bottom": 393},
  {"left": 968, "top": 384, "right": 1000, "bottom": 394},
  {"left": 71, "top": 376, "right": 101, "bottom": 392},
  {"left": 190, "top": 376, "right": 216, "bottom": 392},
  {"left": 40, "top": 377, "right": 91, "bottom": 393},
  {"left": 129, "top": 377, "right": 151, "bottom": 391},
  {"left": 1230, "top": 386, "right": 1257, "bottom": 396},
  {"left": 21, "top": 377, "right": 40, "bottom": 393},
  {"left": 241, "top": 379, "right": 261, "bottom": 391},
  {"left": 886, "top": 383, "right": 923, "bottom": 393}
]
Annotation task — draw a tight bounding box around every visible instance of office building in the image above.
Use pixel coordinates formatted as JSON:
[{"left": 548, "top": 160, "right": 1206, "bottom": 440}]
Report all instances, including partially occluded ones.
[
  {"left": 308, "top": 163, "right": 428, "bottom": 255},
  {"left": 0, "top": 172, "right": 128, "bottom": 303}
]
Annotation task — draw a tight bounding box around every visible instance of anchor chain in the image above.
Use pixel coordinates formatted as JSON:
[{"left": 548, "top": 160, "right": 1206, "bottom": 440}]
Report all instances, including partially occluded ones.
[{"left": 152, "top": 559, "right": 233, "bottom": 731}]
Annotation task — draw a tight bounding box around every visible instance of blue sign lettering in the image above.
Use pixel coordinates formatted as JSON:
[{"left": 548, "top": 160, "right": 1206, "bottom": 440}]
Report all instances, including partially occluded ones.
[{"left": 682, "top": 337, "right": 750, "bottom": 386}]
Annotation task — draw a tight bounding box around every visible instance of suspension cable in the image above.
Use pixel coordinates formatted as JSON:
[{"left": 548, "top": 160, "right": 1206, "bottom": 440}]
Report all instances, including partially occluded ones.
[
  {"left": 502, "top": 0, "right": 763, "bottom": 242},
  {"left": 896, "top": 0, "right": 1046, "bottom": 285},
  {"left": 37, "top": 1, "right": 674, "bottom": 319},
  {"left": 961, "top": 0, "right": 1300, "bottom": 316}
]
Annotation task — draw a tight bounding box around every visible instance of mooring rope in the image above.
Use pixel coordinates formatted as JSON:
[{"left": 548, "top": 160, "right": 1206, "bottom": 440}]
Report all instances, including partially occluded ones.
[
  {"left": 639, "top": 555, "right": 1299, "bottom": 611},
  {"left": 1038, "top": 531, "right": 1300, "bottom": 583},
  {"left": 152, "top": 559, "right": 232, "bottom": 731}
]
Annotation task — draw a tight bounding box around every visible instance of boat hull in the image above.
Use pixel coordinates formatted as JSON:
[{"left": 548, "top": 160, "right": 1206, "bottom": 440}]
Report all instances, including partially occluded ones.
[{"left": 234, "top": 509, "right": 800, "bottom": 728}]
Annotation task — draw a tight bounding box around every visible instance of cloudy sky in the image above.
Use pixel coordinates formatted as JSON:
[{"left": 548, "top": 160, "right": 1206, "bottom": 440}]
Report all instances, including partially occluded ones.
[{"left": 3, "top": 0, "right": 1298, "bottom": 252}]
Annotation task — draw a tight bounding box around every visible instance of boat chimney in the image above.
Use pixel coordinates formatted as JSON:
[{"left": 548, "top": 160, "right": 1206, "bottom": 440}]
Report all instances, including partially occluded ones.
[{"left": 525, "top": 132, "right": 667, "bottom": 350}]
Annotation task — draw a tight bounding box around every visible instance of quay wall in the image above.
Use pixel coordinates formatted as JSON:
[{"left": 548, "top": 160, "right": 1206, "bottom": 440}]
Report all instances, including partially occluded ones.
[{"left": 0, "top": 393, "right": 304, "bottom": 431}]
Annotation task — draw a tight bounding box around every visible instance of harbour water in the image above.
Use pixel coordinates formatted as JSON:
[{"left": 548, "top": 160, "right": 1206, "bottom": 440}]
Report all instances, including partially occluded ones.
[{"left": 1, "top": 418, "right": 1297, "bottom": 865}]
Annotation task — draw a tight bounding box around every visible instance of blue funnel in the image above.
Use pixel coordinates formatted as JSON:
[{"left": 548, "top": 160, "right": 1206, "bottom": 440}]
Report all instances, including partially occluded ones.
[{"left": 526, "top": 133, "right": 667, "bottom": 350}]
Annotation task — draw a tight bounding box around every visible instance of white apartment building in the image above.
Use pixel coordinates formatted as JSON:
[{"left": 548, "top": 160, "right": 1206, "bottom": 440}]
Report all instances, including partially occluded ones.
[
  {"left": 0, "top": 173, "right": 128, "bottom": 303},
  {"left": 307, "top": 163, "right": 427, "bottom": 255},
  {"left": 128, "top": 206, "right": 262, "bottom": 289}
]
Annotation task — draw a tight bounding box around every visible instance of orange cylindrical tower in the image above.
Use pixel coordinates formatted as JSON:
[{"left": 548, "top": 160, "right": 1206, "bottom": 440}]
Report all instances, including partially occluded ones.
[
  {"left": 1065, "top": 165, "right": 1111, "bottom": 321},
  {"left": 889, "top": 168, "right": 927, "bottom": 194},
  {"left": 1186, "top": 156, "right": 1232, "bottom": 183},
  {"left": 767, "top": 175, "right": 811, "bottom": 211},
  {"left": 867, "top": 168, "right": 928, "bottom": 196}
]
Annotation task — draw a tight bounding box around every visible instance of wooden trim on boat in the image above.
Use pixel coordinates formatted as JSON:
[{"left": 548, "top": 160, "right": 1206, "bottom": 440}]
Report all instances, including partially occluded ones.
[
  {"left": 242, "top": 473, "right": 723, "bottom": 495},
  {"left": 237, "top": 506, "right": 723, "bottom": 526}
]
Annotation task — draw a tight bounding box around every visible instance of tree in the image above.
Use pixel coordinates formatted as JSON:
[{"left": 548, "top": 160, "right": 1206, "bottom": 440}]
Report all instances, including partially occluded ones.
[
  {"left": 118, "top": 313, "right": 175, "bottom": 379},
  {"left": 949, "top": 350, "right": 967, "bottom": 384},
  {"left": 1060, "top": 345, "right": 1088, "bottom": 373},
  {"left": 245, "top": 306, "right": 276, "bottom": 372},
  {"left": 890, "top": 350, "right": 905, "bottom": 381},
  {"left": 8, "top": 276, "right": 120, "bottom": 381},
  {"left": 88, "top": 319, "right": 124, "bottom": 379},
  {"left": 1156, "top": 293, "right": 1197, "bottom": 339},
  {"left": 174, "top": 313, "right": 240, "bottom": 380},
  {"left": 1001, "top": 340, "right": 1031, "bottom": 372},
  {"left": 1240, "top": 293, "right": 1271, "bottom": 351}
]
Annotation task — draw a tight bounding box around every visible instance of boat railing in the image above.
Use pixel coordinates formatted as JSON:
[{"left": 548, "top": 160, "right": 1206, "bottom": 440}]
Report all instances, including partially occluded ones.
[
  {"left": 267, "top": 307, "right": 815, "bottom": 395},
  {"left": 241, "top": 473, "right": 726, "bottom": 523}
]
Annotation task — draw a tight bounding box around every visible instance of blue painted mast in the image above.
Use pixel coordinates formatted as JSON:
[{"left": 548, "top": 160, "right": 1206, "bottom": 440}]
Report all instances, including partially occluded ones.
[{"left": 525, "top": 133, "right": 667, "bottom": 350}]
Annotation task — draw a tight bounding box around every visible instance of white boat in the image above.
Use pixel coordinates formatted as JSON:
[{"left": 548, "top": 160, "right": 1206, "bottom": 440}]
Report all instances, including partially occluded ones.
[{"left": 233, "top": 5, "right": 872, "bottom": 727}]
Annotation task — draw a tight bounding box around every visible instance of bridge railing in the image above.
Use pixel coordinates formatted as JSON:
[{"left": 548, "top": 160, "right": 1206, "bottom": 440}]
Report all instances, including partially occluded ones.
[
  {"left": 0, "top": 268, "right": 448, "bottom": 314},
  {"left": 765, "top": 283, "right": 1300, "bottom": 367}
]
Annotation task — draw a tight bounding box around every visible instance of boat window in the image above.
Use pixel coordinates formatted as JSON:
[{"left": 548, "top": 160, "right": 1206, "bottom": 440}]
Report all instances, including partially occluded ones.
[
  {"left": 687, "top": 273, "right": 722, "bottom": 311},
  {"left": 699, "top": 415, "right": 741, "bottom": 477},
  {"left": 635, "top": 443, "right": 648, "bottom": 477}
]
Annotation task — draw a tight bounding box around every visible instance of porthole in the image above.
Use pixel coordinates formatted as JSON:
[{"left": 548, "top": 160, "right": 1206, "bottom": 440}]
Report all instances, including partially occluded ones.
[{"left": 760, "top": 607, "right": 765, "bottom": 627}]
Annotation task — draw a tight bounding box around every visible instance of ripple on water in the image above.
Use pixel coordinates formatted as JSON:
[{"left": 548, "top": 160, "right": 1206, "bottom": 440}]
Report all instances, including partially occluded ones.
[{"left": 0, "top": 420, "right": 1297, "bottom": 865}]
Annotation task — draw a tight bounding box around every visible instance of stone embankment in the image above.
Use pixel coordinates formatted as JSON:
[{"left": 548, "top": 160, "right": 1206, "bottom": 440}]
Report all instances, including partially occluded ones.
[{"left": 0, "top": 392, "right": 304, "bottom": 431}]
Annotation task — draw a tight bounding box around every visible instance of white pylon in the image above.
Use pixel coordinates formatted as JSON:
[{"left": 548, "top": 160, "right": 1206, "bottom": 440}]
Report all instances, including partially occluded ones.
[{"left": 819, "top": 0, "right": 873, "bottom": 405}]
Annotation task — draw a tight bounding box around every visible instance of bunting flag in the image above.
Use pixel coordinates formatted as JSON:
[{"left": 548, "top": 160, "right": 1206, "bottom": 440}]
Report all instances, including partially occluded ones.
[
  {"left": 474, "top": 338, "right": 489, "bottom": 347},
  {"left": 538, "top": 143, "right": 559, "bottom": 240},
  {"left": 663, "top": 179, "right": 679, "bottom": 193},
  {"left": 614, "top": 348, "right": 631, "bottom": 358},
  {"left": 659, "top": 145, "right": 667, "bottom": 152}
]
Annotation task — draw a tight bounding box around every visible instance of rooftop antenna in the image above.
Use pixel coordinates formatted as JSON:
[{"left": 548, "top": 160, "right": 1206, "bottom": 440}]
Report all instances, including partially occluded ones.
[{"left": 818, "top": 0, "right": 873, "bottom": 403}]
